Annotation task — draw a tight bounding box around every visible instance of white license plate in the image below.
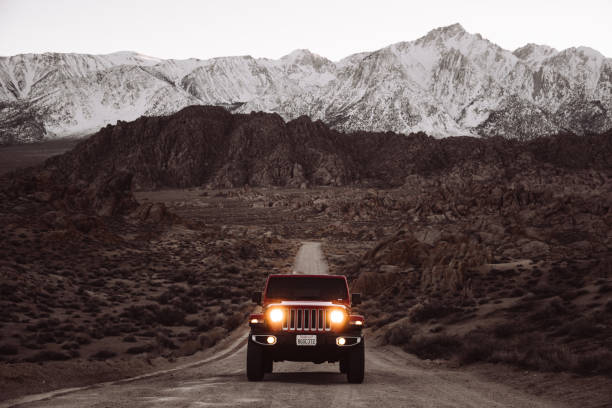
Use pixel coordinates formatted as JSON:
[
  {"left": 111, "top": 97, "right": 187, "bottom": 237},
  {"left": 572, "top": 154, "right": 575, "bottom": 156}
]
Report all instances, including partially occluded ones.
[{"left": 296, "top": 335, "right": 317, "bottom": 346}]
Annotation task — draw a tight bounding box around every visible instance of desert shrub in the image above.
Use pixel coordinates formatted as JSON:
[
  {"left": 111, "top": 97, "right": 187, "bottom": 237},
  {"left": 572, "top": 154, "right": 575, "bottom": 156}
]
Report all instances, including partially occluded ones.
[
  {"left": 156, "top": 334, "right": 177, "bottom": 349},
  {"left": 410, "top": 302, "right": 458, "bottom": 323},
  {"left": 60, "top": 342, "right": 79, "bottom": 350},
  {"left": 185, "top": 318, "right": 200, "bottom": 327},
  {"left": 520, "top": 344, "right": 576, "bottom": 372},
  {"left": 74, "top": 334, "right": 91, "bottom": 345},
  {"left": 0, "top": 344, "right": 18, "bottom": 355},
  {"left": 198, "top": 327, "right": 226, "bottom": 349},
  {"left": 178, "top": 299, "right": 198, "bottom": 314},
  {"left": 203, "top": 286, "right": 230, "bottom": 298},
  {"left": 156, "top": 307, "right": 185, "bottom": 326},
  {"left": 126, "top": 344, "right": 154, "bottom": 354},
  {"left": 598, "top": 284, "right": 612, "bottom": 294},
  {"left": 223, "top": 312, "right": 243, "bottom": 331},
  {"left": 404, "top": 334, "right": 461, "bottom": 360},
  {"left": 567, "top": 319, "right": 602, "bottom": 339},
  {"left": 572, "top": 350, "right": 612, "bottom": 375},
  {"left": 90, "top": 350, "right": 117, "bottom": 360},
  {"left": 493, "top": 322, "right": 520, "bottom": 338},
  {"left": 383, "top": 324, "right": 415, "bottom": 345},
  {"left": 177, "top": 340, "right": 201, "bottom": 357},
  {"left": 26, "top": 350, "right": 70, "bottom": 362},
  {"left": 459, "top": 333, "right": 496, "bottom": 364}
]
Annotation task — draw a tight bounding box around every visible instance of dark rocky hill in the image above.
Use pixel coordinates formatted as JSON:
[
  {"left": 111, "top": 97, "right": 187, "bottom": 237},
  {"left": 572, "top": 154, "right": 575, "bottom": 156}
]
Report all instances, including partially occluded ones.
[{"left": 45, "top": 105, "right": 612, "bottom": 190}]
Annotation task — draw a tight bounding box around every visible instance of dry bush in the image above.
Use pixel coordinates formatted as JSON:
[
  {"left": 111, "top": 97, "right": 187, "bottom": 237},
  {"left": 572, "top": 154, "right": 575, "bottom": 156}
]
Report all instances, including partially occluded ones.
[
  {"left": 223, "top": 312, "right": 244, "bottom": 331},
  {"left": 126, "top": 343, "right": 154, "bottom": 355},
  {"left": 0, "top": 344, "right": 18, "bottom": 355},
  {"left": 383, "top": 324, "right": 415, "bottom": 345},
  {"left": 156, "top": 306, "right": 185, "bottom": 326},
  {"left": 90, "top": 350, "right": 117, "bottom": 360},
  {"left": 26, "top": 350, "right": 70, "bottom": 362},
  {"left": 410, "top": 302, "right": 458, "bottom": 323},
  {"left": 403, "top": 334, "right": 461, "bottom": 360},
  {"left": 198, "top": 327, "right": 226, "bottom": 349}
]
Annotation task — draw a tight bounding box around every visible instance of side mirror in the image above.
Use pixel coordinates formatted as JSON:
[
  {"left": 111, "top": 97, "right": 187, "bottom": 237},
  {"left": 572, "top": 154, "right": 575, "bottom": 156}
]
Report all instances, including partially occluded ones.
[
  {"left": 351, "top": 293, "right": 361, "bottom": 306},
  {"left": 252, "top": 291, "right": 262, "bottom": 305}
]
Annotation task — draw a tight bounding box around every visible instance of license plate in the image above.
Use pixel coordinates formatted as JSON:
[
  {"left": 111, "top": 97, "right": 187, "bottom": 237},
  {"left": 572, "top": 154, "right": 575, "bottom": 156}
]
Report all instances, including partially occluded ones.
[{"left": 296, "top": 334, "right": 317, "bottom": 346}]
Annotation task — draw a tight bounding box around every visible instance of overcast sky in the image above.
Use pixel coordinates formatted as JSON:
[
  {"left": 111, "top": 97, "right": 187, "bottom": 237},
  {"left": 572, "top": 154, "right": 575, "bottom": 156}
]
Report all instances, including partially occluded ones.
[{"left": 1, "top": 0, "right": 611, "bottom": 60}]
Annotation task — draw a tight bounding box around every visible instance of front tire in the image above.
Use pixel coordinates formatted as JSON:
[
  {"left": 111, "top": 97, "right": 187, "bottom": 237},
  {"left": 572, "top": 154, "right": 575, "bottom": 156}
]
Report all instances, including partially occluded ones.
[
  {"left": 339, "top": 357, "right": 347, "bottom": 373},
  {"left": 247, "top": 338, "right": 265, "bottom": 381},
  {"left": 264, "top": 356, "right": 273, "bottom": 373},
  {"left": 346, "top": 340, "right": 365, "bottom": 383}
]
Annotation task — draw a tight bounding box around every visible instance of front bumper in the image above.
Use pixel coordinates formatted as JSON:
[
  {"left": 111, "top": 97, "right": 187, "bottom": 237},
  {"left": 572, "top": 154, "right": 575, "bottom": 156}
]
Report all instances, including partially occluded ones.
[{"left": 248, "top": 331, "right": 363, "bottom": 363}]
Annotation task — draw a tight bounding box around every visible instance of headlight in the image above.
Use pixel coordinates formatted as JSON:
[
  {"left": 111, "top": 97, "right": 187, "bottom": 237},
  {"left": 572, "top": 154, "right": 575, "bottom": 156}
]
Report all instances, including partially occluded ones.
[
  {"left": 269, "top": 308, "right": 284, "bottom": 323},
  {"left": 330, "top": 309, "right": 345, "bottom": 324}
]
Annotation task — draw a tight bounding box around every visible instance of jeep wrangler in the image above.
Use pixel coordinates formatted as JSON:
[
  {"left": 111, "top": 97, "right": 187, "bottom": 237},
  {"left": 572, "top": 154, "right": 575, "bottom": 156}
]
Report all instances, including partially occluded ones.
[{"left": 247, "top": 274, "right": 365, "bottom": 383}]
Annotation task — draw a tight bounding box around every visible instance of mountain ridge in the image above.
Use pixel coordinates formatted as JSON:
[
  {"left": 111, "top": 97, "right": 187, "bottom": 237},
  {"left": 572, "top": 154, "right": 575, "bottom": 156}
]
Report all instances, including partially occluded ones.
[
  {"left": 44, "top": 105, "right": 612, "bottom": 190},
  {"left": 1, "top": 24, "right": 611, "bottom": 144}
]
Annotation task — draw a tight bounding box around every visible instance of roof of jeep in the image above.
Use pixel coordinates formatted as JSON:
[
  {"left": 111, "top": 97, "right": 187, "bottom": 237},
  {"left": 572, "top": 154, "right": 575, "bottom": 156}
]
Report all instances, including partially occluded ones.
[{"left": 268, "top": 274, "right": 346, "bottom": 279}]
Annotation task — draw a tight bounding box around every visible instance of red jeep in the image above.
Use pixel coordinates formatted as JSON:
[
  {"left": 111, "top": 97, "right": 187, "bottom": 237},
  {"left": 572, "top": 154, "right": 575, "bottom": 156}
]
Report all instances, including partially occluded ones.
[{"left": 247, "top": 274, "right": 365, "bottom": 383}]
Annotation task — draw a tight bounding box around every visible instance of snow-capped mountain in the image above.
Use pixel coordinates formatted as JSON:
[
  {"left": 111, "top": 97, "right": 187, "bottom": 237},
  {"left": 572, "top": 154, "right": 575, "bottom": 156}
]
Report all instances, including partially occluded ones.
[{"left": 1, "top": 24, "right": 611, "bottom": 143}]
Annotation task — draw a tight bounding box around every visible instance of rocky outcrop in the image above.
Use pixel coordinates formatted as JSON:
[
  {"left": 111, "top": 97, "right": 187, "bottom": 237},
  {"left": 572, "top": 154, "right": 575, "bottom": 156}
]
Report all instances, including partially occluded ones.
[{"left": 41, "top": 106, "right": 612, "bottom": 191}]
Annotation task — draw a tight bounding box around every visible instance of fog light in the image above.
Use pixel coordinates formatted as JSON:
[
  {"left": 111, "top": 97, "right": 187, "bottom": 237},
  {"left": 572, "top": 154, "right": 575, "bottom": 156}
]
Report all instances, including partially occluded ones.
[
  {"left": 336, "top": 337, "right": 346, "bottom": 346},
  {"left": 266, "top": 336, "right": 277, "bottom": 345}
]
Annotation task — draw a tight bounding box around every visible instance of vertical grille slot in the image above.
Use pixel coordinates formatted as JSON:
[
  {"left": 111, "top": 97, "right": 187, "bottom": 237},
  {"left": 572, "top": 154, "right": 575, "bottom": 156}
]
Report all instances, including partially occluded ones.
[
  {"left": 325, "top": 309, "right": 331, "bottom": 331},
  {"left": 318, "top": 310, "right": 324, "bottom": 330},
  {"left": 303, "top": 309, "right": 310, "bottom": 330},
  {"left": 311, "top": 309, "right": 316, "bottom": 330},
  {"left": 290, "top": 309, "right": 295, "bottom": 330},
  {"left": 297, "top": 309, "right": 303, "bottom": 330},
  {"left": 282, "top": 310, "right": 288, "bottom": 330}
]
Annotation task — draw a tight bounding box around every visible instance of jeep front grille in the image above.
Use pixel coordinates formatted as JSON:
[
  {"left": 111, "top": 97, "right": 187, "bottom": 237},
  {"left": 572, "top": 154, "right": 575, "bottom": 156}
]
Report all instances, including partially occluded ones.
[{"left": 282, "top": 308, "right": 331, "bottom": 332}]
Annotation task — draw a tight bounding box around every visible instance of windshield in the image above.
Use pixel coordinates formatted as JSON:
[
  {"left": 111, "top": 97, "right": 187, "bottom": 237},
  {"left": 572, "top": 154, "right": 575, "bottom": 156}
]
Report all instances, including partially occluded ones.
[{"left": 265, "top": 276, "right": 348, "bottom": 301}]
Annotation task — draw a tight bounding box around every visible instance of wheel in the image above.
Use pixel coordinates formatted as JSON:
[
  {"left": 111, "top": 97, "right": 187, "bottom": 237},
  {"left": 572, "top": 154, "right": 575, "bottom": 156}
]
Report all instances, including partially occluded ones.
[
  {"left": 346, "top": 340, "right": 364, "bottom": 383},
  {"left": 264, "top": 356, "right": 273, "bottom": 373},
  {"left": 339, "top": 357, "right": 347, "bottom": 373},
  {"left": 246, "top": 338, "right": 265, "bottom": 381}
]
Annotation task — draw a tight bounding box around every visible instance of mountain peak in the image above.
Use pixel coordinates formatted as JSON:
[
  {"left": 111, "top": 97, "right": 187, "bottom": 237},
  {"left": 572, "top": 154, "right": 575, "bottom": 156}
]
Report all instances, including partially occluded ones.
[
  {"left": 416, "top": 23, "right": 470, "bottom": 45},
  {"left": 281, "top": 49, "right": 316, "bottom": 61},
  {"left": 280, "top": 49, "right": 333, "bottom": 69},
  {"left": 428, "top": 23, "right": 466, "bottom": 37},
  {"left": 513, "top": 43, "right": 558, "bottom": 65}
]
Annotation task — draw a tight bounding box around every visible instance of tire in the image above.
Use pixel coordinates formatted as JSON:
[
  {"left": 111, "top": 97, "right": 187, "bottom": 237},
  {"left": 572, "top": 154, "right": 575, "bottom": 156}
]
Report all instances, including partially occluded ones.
[
  {"left": 339, "top": 357, "right": 347, "bottom": 373},
  {"left": 264, "top": 356, "right": 273, "bottom": 373},
  {"left": 346, "top": 340, "right": 365, "bottom": 383},
  {"left": 246, "top": 338, "right": 265, "bottom": 381}
]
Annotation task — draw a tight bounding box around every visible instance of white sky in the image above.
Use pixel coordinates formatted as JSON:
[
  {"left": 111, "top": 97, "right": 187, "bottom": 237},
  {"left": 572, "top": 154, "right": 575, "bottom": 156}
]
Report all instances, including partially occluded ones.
[{"left": 1, "top": 0, "right": 610, "bottom": 60}]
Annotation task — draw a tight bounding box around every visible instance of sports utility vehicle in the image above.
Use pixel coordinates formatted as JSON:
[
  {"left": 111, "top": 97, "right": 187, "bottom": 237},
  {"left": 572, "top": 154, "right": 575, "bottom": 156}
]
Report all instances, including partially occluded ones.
[{"left": 247, "top": 274, "right": 365, "bottom": 383}]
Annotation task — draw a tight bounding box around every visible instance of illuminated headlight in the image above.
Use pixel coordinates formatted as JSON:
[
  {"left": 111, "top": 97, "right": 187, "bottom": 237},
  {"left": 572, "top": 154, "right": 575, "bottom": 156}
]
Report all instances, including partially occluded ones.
[
  {"left": 336, "top": 337, "right": 346, "bottom": 346},
  {"left": 269, "top": 308, "right": 284, "bottom": 323},
  {"left": 351, "top": 320, "right": 363, "bottom": 326},
  {"left": 250, "top": 318, "right": 260, "bottom": 324},
  {"left": 266, "top": 336, "right": 277, "bottom": 345},
  {"left": 330, "top": 309, "right": 345, "bottom": 324}
]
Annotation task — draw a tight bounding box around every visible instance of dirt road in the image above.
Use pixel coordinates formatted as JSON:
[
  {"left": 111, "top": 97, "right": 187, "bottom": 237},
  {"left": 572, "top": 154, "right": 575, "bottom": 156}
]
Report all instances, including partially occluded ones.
[
  {"left": 2, "top": 243, "right": 568, "bottom": 408},
  {"left": 292, "top": 242, "right": 328, "bottom": 275}
]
